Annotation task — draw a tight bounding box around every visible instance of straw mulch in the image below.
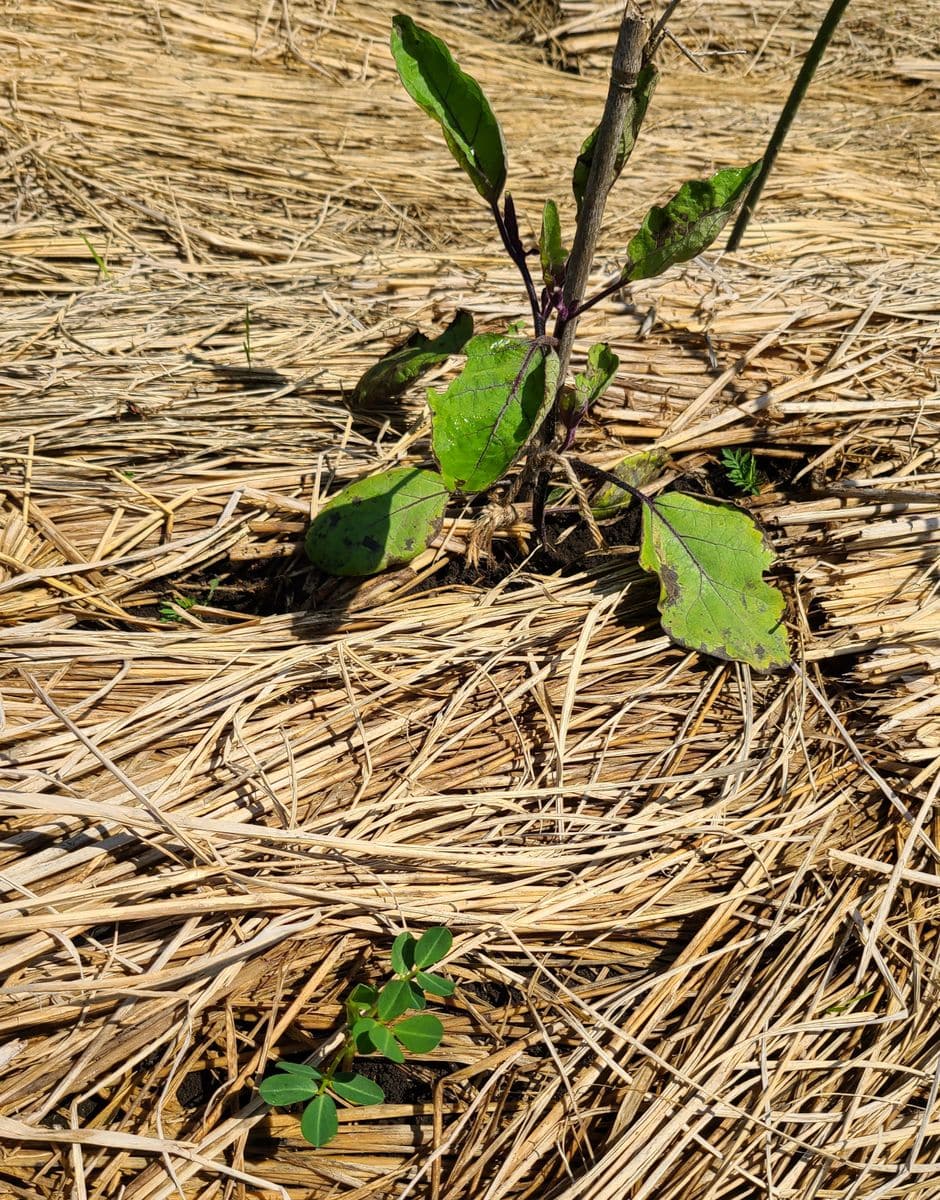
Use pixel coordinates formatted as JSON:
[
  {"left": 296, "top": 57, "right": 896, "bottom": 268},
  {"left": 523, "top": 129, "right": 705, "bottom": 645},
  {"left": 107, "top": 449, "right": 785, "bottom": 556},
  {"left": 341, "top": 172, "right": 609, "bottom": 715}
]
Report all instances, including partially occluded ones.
[{"left": 1, "top": 1, "right": 938, "bottom": 1197}]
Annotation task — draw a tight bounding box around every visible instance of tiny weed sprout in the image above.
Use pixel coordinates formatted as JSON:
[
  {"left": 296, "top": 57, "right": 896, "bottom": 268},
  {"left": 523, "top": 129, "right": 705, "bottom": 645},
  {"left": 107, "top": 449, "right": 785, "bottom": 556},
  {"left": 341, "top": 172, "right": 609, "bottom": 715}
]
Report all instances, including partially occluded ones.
[
  {"left": 158, "top": 594, "right": 197, "bottom": 623},
  {"left": 243, "top": 305, "right": 253, "bottom": 370},
  {"left": 258, "top": 927, "right": 455, "bottom": 1149},
  {"left": 721, "top": 448, "right": 762, "bottom": 496},
  {"left": 81, "top": 233, "right": 110, "bottom": 280},
  {"left": 305, "top": 12, "right": 790, "bottom": 672}
]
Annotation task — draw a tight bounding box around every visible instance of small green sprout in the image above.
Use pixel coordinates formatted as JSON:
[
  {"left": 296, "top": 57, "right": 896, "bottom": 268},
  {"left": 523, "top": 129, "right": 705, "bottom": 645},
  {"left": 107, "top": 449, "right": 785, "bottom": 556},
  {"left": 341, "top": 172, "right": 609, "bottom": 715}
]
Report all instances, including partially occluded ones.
[
  {"left": 81, "top": 234, "right": 110, "bottom": 280},
  {"left": 721, "top": 447, "right": 762, "bottom": 496},
  {"left": 825, "top": 989, "right": 875, "bottom": 1016},
  {"left": 258, "top": 926, "right": 455, "bottom": 1148},
  {"left": 243, "top": 305, "right": 253, "bottom": 369},
  {"left": 158, "top": 594, "right": 197, "bottom": 622}
]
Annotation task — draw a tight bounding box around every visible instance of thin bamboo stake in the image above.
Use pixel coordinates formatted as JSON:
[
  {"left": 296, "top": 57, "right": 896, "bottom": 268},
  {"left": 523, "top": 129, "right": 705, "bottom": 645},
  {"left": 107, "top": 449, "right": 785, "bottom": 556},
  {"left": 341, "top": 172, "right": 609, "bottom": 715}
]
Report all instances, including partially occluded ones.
[{"left": 726, "top": 0, "right": 853, "bottom": 249}]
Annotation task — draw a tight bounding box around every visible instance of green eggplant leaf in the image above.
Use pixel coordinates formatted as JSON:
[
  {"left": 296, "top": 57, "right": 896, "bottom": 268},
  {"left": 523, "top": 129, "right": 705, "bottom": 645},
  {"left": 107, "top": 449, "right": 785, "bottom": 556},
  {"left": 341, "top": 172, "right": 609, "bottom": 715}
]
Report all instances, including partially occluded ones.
[
  {"left": 259, "top": 1072, "right": 320, "bottom": 1106},
  {"left": 573, "top": 343, "right": 619, "bottom": 415},
  {"left": 539, "top": 200, "right": 567, "bottom": 288},
  {"left": 351, "top": 311, "right": 472, "bottom": 409},
  {"left": 639, "top": 492, "right": 790, "bottom": 671},
  {"left": 591, "top": 448, "right": 668, "bottom": 517},
  {"left": 393, "top": 1014, "right": 444, "bottom": 1054},
  {"left": 430, "top": 333, "right": 559, "bottom": 493},
  {"left": 300, "top": 1094, "right": 338, "bottom": 1148},
  {"left": 623, "top": 162, "right": 761, "bottom": 282},
  {"left": 573, "top": 63, "right": 657, "bottom": 216},
  {"left": 414, "top": 926, "right": 452, "bottom": 968},
  {"left": 330, "top": 1073, "right": 385, "bottom": 1106},
  {"left": 391, "top": 14, "right": 506, "bottom": 202},
  {"left": 305, "top": 466, "right": 449, "bottom": 577}
]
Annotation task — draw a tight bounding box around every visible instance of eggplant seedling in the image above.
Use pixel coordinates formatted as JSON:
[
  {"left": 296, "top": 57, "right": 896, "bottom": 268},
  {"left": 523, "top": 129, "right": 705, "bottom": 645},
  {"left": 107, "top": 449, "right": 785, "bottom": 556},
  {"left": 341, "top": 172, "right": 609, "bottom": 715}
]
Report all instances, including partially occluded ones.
[{"left": 306, "top": 12, "right": 789, "bottom": 672}]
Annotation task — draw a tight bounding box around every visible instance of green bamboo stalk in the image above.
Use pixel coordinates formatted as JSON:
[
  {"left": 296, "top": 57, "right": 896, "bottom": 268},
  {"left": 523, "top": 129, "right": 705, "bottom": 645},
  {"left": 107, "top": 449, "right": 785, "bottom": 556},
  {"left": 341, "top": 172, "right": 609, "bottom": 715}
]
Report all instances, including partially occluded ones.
[{"left": 725, "top": 0, "right": 852, "bottom": 251}]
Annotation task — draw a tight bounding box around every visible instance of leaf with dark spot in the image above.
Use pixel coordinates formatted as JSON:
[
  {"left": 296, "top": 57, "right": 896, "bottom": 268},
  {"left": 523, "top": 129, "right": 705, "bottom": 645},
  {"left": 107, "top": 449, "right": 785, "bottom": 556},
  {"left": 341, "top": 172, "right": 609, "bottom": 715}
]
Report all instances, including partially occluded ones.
[
  {"left": 351, "top": 311, "right": 473, "bottom": 409},
  {"left": 639, "top": 492, "right": 790, "bottom": 671},
  {"left": 622, "top": 163, "right": 760, "bottom": 282},
  {"left": 305, "top": 467, "right": 450, "bottom": 576}
]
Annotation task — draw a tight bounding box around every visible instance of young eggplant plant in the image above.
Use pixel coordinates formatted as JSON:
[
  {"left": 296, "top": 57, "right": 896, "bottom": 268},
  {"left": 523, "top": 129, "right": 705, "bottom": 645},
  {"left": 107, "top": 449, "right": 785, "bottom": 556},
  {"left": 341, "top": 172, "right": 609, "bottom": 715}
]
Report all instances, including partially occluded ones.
[
  {"left": 306, "top": 12, "right": 790, "bottom": 672},
  {"left": 258, "top": 927, "right": 455, "bottom": 1148}
]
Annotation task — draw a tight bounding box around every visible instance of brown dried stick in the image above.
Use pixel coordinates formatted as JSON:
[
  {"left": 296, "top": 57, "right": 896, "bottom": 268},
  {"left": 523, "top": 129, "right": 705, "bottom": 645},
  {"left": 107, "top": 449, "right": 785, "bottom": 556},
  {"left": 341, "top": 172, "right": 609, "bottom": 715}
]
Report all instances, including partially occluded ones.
[{"left": 553, "top": 6, "right": 649, "bottom": 384}]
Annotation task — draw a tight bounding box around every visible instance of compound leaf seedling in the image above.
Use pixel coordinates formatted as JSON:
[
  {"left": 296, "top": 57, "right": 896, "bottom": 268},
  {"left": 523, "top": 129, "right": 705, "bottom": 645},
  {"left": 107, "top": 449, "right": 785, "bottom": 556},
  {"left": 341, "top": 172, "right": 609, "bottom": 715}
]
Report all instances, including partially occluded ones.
[
  {"left": 258, "top": 926, "right": 453, "bottom": 1149},
  {"left": 721, "top": 447, "right": 762, "bottom": 495},
  {"left": 303, "top": 13, "right": 791, "bottom": 672}
]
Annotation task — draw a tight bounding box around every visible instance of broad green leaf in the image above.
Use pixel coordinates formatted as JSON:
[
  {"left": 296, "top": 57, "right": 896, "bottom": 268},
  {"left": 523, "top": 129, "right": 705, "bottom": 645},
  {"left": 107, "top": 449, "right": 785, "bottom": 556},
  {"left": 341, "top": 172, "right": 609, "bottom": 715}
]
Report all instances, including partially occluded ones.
[
  {"left": 305, "top": 466, "right": 449, "bottom": 577},
  {"left": 408, "top": 980, "right": 428, "bottom": 1008},
  {"left": 572, "top": 343, "right": 619, "bottom": 416},
  {"left": 592, "top": 448, "right": 668, "bottom": 517},
  {"left": 391, "top": 14, "right": 506, "bottom": 202},
  {"left": 639, "top": 492, "right": 790, "bottom": 671},
  {"left": 539, "top": 200, "right": 567, "bottom": 289},
  {"left": 390, "top": 932, "right": 416, "bottom": 976},
  {"left": 415, "top": 970, "right": 455, "bottom": 997},
  {"left": 430, "top": 334, "right": 559, "bottom": 493},
  {"left": 274, "top": 1061, "right": 322, "bottom": 1080},
  {"left": 414, "top": 926, "right": 452, "bottom": 968},
  {"left": 347, "top": 983, "right": 378, "bottom": 1011},
  {"left": 377, "top": 979, "right": 414, "bottom": 1021},
  {"left": 368, "top": 1023, "right": 406, "bottom": 1064},
  {"left": 622, "top": 162, "right": 761, "bottom": 282},
  {"left": 259, "top": 1073, "right": 319, "bottom": 1106},
  {"left": 351, "top": 311, "right": 472, "bottom": 409},
  {"left": 572, "top": 63, "right": 657, "bottom": 216},
  {"left": 330, "top": 1072, "right": 385, "bottom": 1106},
  {"left": 300, "top": 1094, "right": 338, "bottom": 1148},
  {"left": 394, "top": 1014, "right": 444, "bottom": 1053},
  {"left": 352, "top": 1016, "right": 377, "bottom": 1053}
]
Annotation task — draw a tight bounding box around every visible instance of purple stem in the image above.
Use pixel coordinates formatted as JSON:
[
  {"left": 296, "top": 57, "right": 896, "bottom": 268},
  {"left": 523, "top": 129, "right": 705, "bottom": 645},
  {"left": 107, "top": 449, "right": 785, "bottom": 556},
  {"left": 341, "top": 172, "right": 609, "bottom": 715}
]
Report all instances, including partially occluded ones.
[
  {"left": 490, "top": 199, "right": 545, "bottom": 337},
  {"left": 573, "top": 274, "right": 628, "bottom": 318}
]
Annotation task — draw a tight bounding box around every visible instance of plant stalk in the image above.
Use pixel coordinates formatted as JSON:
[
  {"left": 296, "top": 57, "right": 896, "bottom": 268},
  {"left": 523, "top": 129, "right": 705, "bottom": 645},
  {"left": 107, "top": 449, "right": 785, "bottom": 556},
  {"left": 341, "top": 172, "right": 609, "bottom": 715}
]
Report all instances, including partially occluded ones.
[
  {"left": 553, "top": 5, "right": 648, "bottom": 383},
  {"left": 725, "top": 0, "right": 851, "bottom": 251},
  {"left": 531, "top": 4, "right": 648, "bottom": 542}
]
